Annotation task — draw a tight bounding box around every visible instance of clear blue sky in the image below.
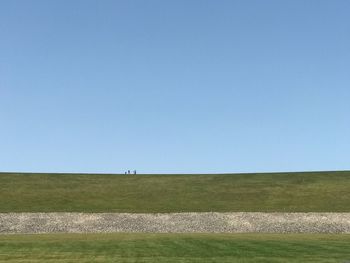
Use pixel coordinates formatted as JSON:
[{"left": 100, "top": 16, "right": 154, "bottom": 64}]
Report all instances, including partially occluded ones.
[{"left": 1, "top": 0, "right": 349, "bottom": 174}]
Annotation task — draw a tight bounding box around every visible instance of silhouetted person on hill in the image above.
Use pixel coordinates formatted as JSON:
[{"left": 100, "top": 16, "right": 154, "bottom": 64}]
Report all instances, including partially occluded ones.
[
  {"left": 128, "top": 170, "right": 130, "bottom": 174},
  {"left": 133, "top": 170, "right": 137, "bottom": 174}
]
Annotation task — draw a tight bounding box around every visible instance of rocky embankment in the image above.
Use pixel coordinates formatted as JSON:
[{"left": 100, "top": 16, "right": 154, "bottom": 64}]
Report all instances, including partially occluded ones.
[{"left": 1, "top": 213, "right": 350, "bottom": 234}]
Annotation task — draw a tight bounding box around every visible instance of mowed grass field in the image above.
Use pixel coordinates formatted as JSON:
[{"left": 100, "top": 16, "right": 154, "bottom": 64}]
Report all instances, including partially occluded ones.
[
  {"left": 0, "top": 171, "right": 349, "bottom": 212},
  {"left": 0, "top": 233, "right": 349, "bottom": 263}
]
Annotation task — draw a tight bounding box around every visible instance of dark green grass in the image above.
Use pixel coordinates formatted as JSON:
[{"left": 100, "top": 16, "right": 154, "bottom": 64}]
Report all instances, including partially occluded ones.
[
  {"left": 0, "top": 171, "right": 349, "bottom": 212},
  {"left": 0, "top": 233, "right": 349, "bottom": 262}
]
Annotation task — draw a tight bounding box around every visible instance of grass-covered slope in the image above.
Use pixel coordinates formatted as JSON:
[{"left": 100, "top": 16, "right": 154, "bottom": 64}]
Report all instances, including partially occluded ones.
[
  {"left": 0, "top": 171, "right": 349, "bottom": 212},
  {"left": 0, "top": 233, "right": 350, "bottom": 263}
]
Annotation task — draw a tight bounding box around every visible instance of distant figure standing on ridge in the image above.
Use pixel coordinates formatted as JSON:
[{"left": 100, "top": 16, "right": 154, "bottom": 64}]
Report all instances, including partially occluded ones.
[
  {"left": 133, "top": 170, "right": 137, "bottom": 174},
  {"left": 128, "top": 170, "right": 130, "bottom": 174}
]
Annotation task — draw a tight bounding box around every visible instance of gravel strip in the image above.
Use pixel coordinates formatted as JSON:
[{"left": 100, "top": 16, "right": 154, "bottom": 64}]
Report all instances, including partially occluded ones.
[{"left": 1, "top": 213, "right": 350, "bottom": 234}]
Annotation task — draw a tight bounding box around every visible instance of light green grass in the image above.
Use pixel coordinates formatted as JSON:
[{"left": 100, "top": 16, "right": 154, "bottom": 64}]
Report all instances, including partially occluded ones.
[
  {"left": 0, "top": 233, "right": 349, "bottom": 262},
  {"left": 0, "top": 171, "right": 349, "bottom": 212}
]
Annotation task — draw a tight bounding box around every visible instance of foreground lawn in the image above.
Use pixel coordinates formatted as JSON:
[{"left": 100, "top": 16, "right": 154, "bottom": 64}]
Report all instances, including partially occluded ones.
[
  {"left": 0, "top": 171, "right": 349, "bottom": 212},
  {"left": 0, "top": 233, "right": 349, "bottom": 263}
]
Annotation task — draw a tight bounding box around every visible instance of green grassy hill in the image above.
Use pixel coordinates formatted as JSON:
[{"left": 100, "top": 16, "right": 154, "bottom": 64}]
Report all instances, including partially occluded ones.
[{"left": 0, "top": 171, "right": 349, "bottom": 212}]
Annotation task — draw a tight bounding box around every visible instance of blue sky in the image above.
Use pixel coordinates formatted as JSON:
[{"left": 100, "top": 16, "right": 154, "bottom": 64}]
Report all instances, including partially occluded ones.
[{"left": 1, "top": 0, "right": 349, "bottom": 174}]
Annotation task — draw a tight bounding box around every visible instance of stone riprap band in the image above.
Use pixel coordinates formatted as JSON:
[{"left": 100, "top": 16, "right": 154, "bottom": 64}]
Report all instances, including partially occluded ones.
[{"left": 1, "top": 213, "right": 350, "bottom": 234}]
